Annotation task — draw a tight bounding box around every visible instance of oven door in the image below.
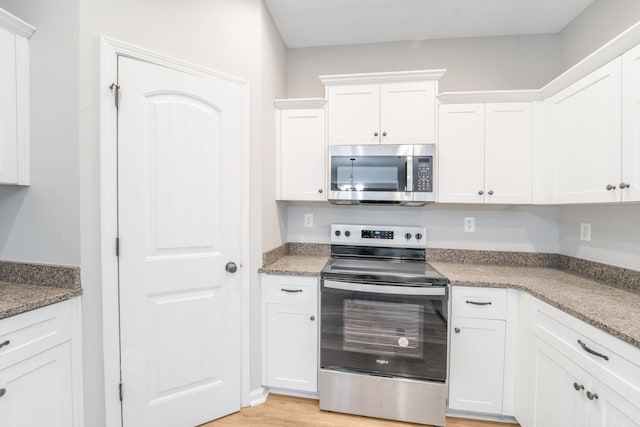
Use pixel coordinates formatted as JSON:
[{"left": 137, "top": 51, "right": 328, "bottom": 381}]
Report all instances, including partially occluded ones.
[
  {"left": 329, "top": 145, "right": 413, "bottom": 204},
  {"left": 320, "top": 279, "right": 448, "bottom": 382}
]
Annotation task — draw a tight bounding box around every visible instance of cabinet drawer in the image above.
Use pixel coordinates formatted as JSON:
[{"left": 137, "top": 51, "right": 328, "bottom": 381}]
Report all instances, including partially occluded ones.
[
  {"left": 452, "top": 287, "right": 507, "bottom": 320},
  {"left": 0, "top": 301, "right": 72, "bottom": 369},
  {"left": 533, "top": 298, "right": 640, "bottom": 398},
  {"left": 262, "top": 275, "right": 318, "bottom": 305}
]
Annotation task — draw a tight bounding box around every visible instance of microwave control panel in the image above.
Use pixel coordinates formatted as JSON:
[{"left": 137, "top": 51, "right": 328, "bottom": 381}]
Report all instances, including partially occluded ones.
[{"left": 414, "top": 156, "right": 433, "bottom": 192}]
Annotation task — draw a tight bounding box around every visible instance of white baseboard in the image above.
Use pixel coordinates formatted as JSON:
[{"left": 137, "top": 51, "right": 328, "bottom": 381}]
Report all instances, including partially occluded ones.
[
  {"left": 267, "top": 386, "right": 320, "bottom": 400},
  {"left": 249, "top": 387, "right": 269, "bottom": 407}
]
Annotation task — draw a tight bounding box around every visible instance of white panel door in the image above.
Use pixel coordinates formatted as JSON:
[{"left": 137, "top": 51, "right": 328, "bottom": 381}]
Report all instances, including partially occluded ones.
[
  {"left": 380, "top": 81, "right": 436, "bottom": 144},
  {"left": 266, "top": 303, "right": 318, "bottom": 392},
  {"left": 449, "top": 317, "right": 506, "bottom": 414},
  {"left": 532, "top": 340, "right": 589, "bottom": 427},
  {"left": 278, "top": 108, "right": 326, "bottom": 200},
  {"left": 0, "top": 26, "right": 17, "bottom": 184},
  {"left": 327, "top": 84, "right": 380, "bottom": 145},
  {"left": 438, "top": 104, "right": 485, "bottom": 203},
  {"left": 118, "top": 57, "right": 245, "bottom": 427},
  {"left": 622, "top": 43, "right": 640, "bottom": 202},
  {"left": 0, "top": 343, "right": 73, "bottom": 427},
  {"left": 549, "top": 58, "right": 622, "bottom": 203},
  {"left": 485, "top": 103, "right": 532, "bottom": 204}
]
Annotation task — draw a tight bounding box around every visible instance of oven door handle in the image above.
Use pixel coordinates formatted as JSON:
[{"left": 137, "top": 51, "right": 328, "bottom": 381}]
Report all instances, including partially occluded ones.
[{"left": 323, "top": 280, "right": 446, "bottom": 296}]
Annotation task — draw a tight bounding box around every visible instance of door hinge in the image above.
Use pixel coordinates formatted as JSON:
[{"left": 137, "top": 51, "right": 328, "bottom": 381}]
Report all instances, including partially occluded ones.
[
  {"left": 109, "top": 83, "right": 121, "bottom": 109},
  {"left": 115, "top": 237, "right": 120, "bottom": 257},
  {"left": 119, "top": 382, "right": 123, "bottom": 401}
]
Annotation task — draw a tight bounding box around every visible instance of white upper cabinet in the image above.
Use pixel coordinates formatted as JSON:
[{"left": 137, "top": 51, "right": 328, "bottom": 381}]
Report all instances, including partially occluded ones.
[
  {"left": 439, "top": 102, "right": 532, "bottom": 204},
  {"left": 275, "top": 99, "right": 327, "bottom": 201},
  {"left": 622, "top": 43, "right": 640, "bottom": 202},
  {"left": 547, "top": 58, "right": 622, "bottom": 203},
  {"left": 321, "top": 70, "right": 444, "bottom": 145},
  {"left": 0, "top": 8, "right": 34, "bottom": 185}
]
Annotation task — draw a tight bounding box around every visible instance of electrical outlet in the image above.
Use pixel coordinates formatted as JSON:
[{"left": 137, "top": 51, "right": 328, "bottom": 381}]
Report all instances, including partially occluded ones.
[
  {"left": 580, "top": 223, "right": 591, "bottom": 241},
  {"left": 464, "top": 217, "right": 475, "bottom": 233},
  {"left": 304, "top": 213, "right": 314, "bottom": 228}
]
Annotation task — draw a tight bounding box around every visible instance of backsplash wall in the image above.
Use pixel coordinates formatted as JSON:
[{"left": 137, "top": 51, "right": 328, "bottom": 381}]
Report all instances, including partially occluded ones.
[{"left": 285, "top": 203, "right": 560, "bottom": 254}]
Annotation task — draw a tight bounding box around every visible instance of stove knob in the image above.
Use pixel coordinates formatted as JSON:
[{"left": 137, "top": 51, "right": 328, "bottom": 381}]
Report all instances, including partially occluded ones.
[
  {"left": 345, "top": 231, "right": 351, "bottom": 237},
  {"left": 334, "top": 230, "right": 341, "bottom": 237},
  {"left": 415, "top": 233, "right": 423, "bottom": 240},
  {"left": 405, "top": 233, "right": 412, "bottom": 240}
]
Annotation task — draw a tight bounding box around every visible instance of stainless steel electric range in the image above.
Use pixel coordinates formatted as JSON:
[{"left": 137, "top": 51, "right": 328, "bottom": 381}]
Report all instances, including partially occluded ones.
[{"left": 319, "top": 224, "right": 449, "bottom": 427}]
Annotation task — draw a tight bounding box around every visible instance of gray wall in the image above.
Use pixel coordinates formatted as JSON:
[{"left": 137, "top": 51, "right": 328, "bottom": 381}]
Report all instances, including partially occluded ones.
[
  {"left": 0, "top": 0, "right": 80, "bottom": 265},
  {"left": 560, "top": 0, "right": 640, "bottom": 70},
  {"left": 287, "top": 34, "right": 562, "bottom": 97},
  {"left": 287, "top": 204, "right": 560, "bottom": 254}
]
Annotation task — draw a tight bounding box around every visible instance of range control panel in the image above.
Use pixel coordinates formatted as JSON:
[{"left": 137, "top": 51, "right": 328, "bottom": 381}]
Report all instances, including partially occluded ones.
[{"left": 331, "top": 224, "right": 427, "bottom": 249}]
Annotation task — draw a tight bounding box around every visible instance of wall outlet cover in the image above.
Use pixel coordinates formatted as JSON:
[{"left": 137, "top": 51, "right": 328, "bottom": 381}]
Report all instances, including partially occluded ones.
[
  {"left": 304, "top": 213, "right": 314, "bottom": 228},
  {"left": 464, "top": 217, "right": 475, "bottom": 233},
  {"left": 580, "top": 223, "right": 591, "bottom": 242}
]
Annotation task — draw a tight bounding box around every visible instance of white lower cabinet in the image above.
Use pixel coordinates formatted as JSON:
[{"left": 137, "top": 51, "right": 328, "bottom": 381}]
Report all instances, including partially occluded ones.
[
  {"left": 0, "top": 298, "right": 82, "bottom": 427},
  {"left": 449, "top": 317, "right": 506, "bottom": 414},
  {"left": 262, "top": 275, "right": 318, "bottom": 393},
  {"left": 449, "top": 287, "right": 515, "bottom": 416},
  {"left": 515, "top": 293, "right": 640, "bottom": 427},
  {"left": 0, "top": 343, "right": 73, "bottom": 427}
]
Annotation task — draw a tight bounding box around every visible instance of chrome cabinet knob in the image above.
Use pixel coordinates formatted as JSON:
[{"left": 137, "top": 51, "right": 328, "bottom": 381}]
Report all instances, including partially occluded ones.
[
  {"left": 586, "top": 391, "right": 599, "bottom": 400},
  {"left": 454, "top": 327, "right": 461, "bottom": 333},
  {"left": 488, "top": 190, "right": 494, "bottom": 195},
  {"left": 374, "top": 132, "right": 379, "bottom": 137},
  {"left": 382, "top": 132, "right": 387, "bottom": 137},
  {"left": 573, "top": 382, "right": 584, "bottom": 391},
  {"left": 606, "top": 184, "right": 617, "bottom": 191},
  {"left": 310, "top": 315, "right": 315, "bottom": 321},
  {"left": 318, "top": 189, "right": 323, "bottom": 194},
  {"left": 225, "top": 262, "right": 238, "bottom": 273},
  {"left": 478, "top": 190, "right": 484, "bottom": 195},
  {"left": 619, "top": 182, "right": 630, "bottom": 189}
]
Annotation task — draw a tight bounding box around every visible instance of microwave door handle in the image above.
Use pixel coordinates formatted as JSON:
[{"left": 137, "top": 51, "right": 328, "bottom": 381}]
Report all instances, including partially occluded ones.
[{"left": 405, "top": 157, "right": 413, "bottom": 192}]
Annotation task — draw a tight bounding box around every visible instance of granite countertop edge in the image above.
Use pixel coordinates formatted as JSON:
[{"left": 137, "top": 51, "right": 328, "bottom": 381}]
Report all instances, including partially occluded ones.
[{"left": 0, "top": 284, "right": 83, "bottom": 320}]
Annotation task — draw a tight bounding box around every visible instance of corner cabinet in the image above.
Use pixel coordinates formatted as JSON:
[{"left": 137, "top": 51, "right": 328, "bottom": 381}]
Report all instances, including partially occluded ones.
[
  {"left": 320, "top": 70, "right": 445, "bottom": 145},
  {"left": 0, "top": 8, "right": 34, "bottom": 185},
  {"left": 0, "top": 298, "right": 83, "bottom": 427},
  {"left": 449, "top": 287, "right": 517, "bottom": 416},
  {"left": 261, "top": 274, "right": 318, "bottom": 394},
  {"left": 514, "top": 293, "right": 640, "bottom": 427},
  {"left": 275, "top": 99, "right": 327, "bottom": 201},
  {"left": 439, "top": 102, "right": 532, "bottom": 204}
]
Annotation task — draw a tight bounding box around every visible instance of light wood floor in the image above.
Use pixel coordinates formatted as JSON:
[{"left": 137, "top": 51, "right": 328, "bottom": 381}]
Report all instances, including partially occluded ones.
[{"left": 200, "top": 394, "right": 520, "bottom": 427}]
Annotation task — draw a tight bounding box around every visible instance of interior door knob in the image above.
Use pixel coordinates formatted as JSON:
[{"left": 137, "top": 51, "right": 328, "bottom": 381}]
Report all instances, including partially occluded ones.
[{"left": 225, "top": 262, "right": 238, "bottom": 273}]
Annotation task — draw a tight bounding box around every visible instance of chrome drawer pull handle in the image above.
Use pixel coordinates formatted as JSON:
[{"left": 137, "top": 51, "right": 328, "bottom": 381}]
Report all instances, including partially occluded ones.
[
  {"left": 466, "top": 300, "right": 492, "bottom": 306},
  {"left": 0, "top": 388, "right": 5, "bottom": 398},
  {"left": 578, "top": 339, "right": 609, "bottom": 361},
  {"left": 0, "top": 340, "right": 9, "bottom": 349},
  {"left": 281, "top": 288, "right": 303, "bottom": 293}
]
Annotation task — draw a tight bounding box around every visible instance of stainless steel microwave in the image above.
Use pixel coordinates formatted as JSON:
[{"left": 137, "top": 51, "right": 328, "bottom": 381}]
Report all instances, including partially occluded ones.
[{"left": 328, "top": 144, "right": 436, "bottom": 206}]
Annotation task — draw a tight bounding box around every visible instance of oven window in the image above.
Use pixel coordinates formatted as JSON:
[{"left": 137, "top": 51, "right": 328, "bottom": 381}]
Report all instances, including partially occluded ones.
[
  {"left": 343, "top": 299, "right": 422, "bottom": 358},
  {"left": 331, "top": 156, "right": 407, "bottom": 191}
]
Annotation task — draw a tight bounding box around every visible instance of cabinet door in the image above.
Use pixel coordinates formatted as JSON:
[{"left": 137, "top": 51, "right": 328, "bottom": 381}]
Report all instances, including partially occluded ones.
[
  {"left": 588, "top": 378, "right": 640, "bottom": 427},
  {"left": 438, "top": 104, "right": 485, "bottom": 203},
  {"left": 485, "top": 103, "right": 532, "bottom": 204},
  {"left": 449, "top": 317, "right": 506, "bottom": 414},
  {"left": 549, "top": 58, "right": 622, "bottom": 203},
  {"left": 622, "top": 43, "right": 640, "bottom": 202},
  {"left": 0, "top": 26, "right": 18, "bottom": 184},
  {"left": 380, "top": 81, "right": 435, "bottom": 144},
  {"left": 532, "top": 340, "right": 589, "bottom": 427},
  {"left": 266, "top": 303, "right": 318, "bottom": 392},
  {"left": 277, "top": 108, "right": 326, "bottom": 201},
  {"left": 0, "top": 343, "right": 73, "bottom": 427},
  {"left": 327, "top": 84, "right": 380, "bottom": 145}
]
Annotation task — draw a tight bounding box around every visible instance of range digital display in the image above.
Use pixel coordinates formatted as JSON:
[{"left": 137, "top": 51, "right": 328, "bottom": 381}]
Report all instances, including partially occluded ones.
[{"left": 361, "top": 229, "right": 394, "bottom": 239}]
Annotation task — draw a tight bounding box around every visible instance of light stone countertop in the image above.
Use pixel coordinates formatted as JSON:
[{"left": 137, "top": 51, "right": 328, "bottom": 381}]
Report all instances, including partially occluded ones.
[
  {"left": 431, "top": 262, "right": 640, "bottom": 349},
  {"left": 259, "top": 255, "right": 329, "bottom": 276},
  {"left": 0, "top": 281, "right": 82, "bottom": 320}
]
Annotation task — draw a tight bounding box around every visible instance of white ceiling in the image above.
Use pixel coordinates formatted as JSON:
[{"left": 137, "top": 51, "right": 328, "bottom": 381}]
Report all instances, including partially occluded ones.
[{"left": 264, "top": 0, "right": 595, "bottom": 48}]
